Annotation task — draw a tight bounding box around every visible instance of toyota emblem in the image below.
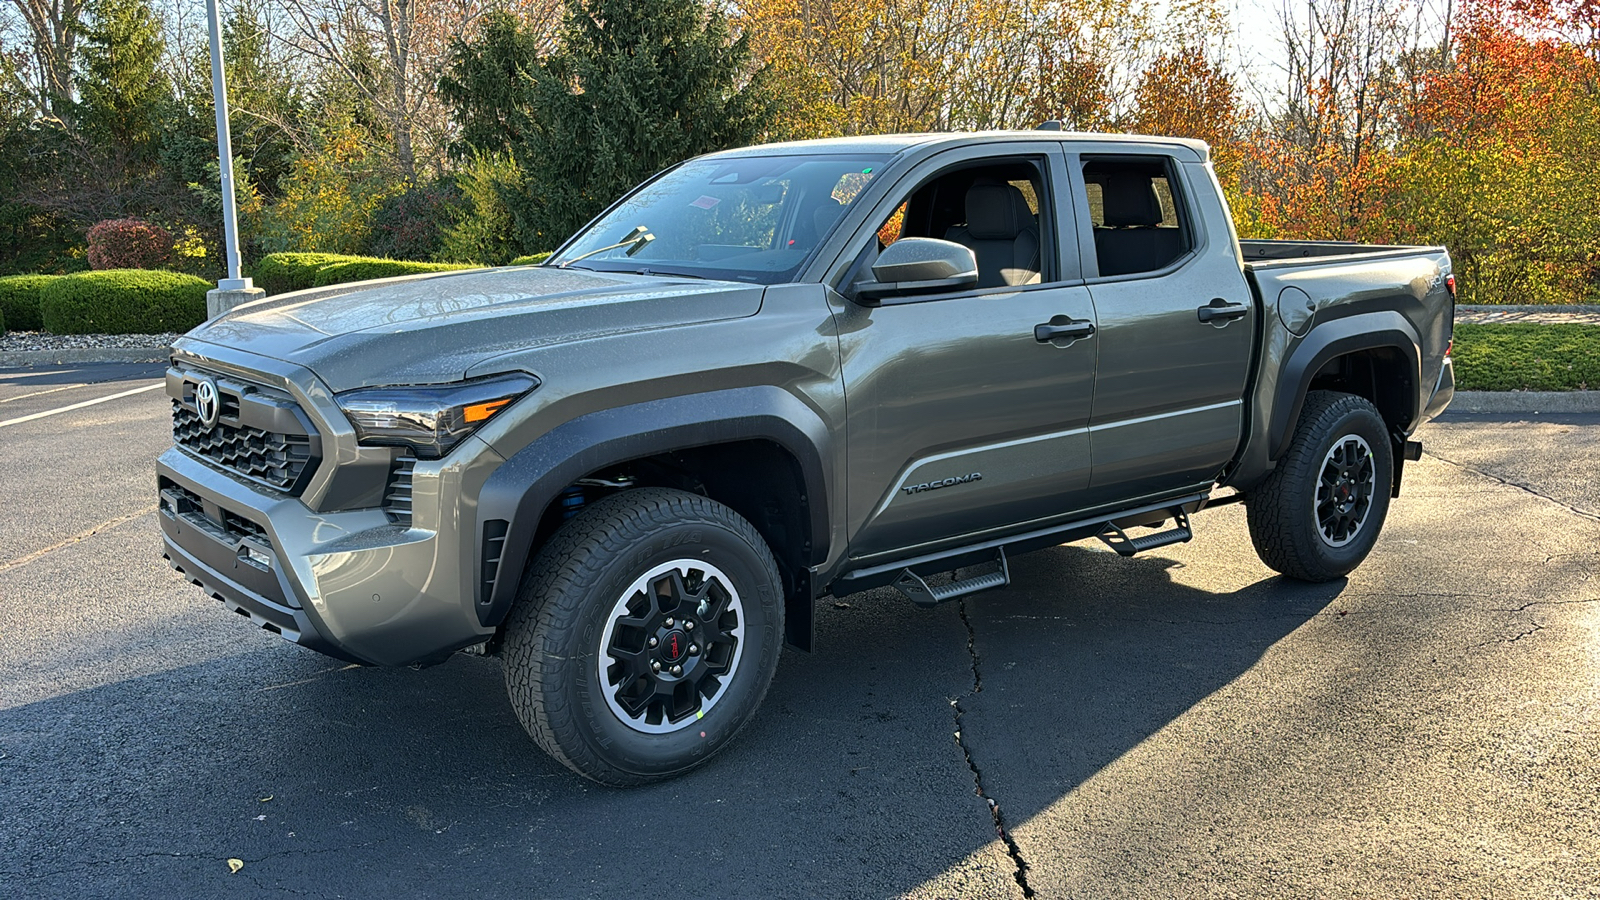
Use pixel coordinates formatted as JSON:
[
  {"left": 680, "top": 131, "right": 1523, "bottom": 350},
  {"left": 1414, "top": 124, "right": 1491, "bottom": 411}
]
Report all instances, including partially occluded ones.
[{"left": 194, "top": 377, "right": 221, "bottom": 430}]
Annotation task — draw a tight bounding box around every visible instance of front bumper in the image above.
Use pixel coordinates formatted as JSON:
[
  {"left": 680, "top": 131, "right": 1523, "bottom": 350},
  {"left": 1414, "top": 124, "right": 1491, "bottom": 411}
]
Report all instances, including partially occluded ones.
[{"left": 159, "top": 444, "right": 495, "bottom": 668}]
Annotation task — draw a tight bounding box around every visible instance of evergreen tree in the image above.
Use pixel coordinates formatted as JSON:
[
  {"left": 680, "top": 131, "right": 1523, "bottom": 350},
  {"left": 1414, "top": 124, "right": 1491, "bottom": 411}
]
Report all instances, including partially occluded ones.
[
  {"left": 439, "top": 12, "right": 543, "bottom": 160},
  {"left": 508, "top": 0, "right": 779, "bottom": 250},
  {"left": 75, "top": 0, "right": 168, "bottom": 163}
]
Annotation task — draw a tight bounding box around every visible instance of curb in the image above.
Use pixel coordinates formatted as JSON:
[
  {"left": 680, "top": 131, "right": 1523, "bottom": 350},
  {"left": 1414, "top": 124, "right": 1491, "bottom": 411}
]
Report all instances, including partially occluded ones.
[
  {"left": 0, "top": 347, "right": 171, "bottom": 368},
  {"left": 1456, "top": 304, "right": 1600, "bottom": 314},
  {"left": 1449, "top": 391, "right": 1600, "bottom": 414}
]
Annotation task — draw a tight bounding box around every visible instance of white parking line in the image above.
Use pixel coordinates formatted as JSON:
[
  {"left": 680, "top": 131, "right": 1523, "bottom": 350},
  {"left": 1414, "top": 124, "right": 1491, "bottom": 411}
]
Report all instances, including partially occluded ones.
[{"left": 0, "top": 382, "right": 164, "bottom": 428}]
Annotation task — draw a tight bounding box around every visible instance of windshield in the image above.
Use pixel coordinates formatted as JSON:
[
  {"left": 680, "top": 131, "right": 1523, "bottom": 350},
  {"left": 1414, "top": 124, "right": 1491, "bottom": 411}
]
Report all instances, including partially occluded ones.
[{"left": 550, "top": 154, "right": 889, "bottom": 284}]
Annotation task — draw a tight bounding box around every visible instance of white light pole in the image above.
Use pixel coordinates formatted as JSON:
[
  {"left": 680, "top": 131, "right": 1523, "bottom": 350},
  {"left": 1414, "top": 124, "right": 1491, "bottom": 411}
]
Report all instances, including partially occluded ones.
[{"left": 205, "top": 0, "right": 263, "bottom": 315}]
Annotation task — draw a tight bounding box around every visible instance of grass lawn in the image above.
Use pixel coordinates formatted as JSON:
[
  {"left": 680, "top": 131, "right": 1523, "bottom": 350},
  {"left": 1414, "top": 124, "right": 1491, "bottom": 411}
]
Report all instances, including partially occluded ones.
[{"left": 1452, "top": 323, "right": 1600, "bottom": 391}]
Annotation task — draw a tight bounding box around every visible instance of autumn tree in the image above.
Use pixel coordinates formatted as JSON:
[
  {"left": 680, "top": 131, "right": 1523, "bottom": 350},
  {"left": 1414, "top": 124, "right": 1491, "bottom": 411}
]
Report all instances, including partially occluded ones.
[
  {"left": 2, "top": 0, "right": 81, "bottom": 123},
  {"left": 280, "top": 0, "right": 559, "bottom": 179}
]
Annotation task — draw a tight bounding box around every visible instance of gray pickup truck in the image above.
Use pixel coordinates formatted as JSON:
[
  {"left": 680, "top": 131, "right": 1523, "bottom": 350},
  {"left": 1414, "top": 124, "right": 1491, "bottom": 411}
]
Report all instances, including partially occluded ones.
[{"left": 158, "top": 131, "right": 1455, "bottom": 784}]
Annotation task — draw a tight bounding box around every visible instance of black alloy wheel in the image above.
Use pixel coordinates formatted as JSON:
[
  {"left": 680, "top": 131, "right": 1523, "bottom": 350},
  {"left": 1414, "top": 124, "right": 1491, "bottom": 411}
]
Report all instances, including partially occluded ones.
[{"left": 502, "top": 488, "right": 784, "bottom": 785}]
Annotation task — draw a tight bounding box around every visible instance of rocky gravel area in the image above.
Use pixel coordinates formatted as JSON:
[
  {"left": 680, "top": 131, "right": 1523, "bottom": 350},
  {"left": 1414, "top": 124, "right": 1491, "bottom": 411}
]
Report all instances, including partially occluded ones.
[{"left": 0, "top": 331, "right": 176, "bottom": 352}]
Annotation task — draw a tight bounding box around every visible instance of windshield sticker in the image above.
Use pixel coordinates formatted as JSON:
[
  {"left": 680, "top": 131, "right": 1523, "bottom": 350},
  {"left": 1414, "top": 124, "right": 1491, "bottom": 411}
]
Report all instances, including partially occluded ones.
[{"left": 690, "top": 195, "right": 721, "bottom": 210}]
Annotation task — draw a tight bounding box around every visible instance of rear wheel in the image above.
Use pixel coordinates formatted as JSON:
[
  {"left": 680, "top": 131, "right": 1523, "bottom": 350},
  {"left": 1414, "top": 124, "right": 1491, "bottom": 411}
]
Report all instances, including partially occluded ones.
[
  {"left": 1247, "top": 391, "right": 1394, "bottom": 582},
  {"left": 501, "top": 488, "right": 784, "bottom": 785}
]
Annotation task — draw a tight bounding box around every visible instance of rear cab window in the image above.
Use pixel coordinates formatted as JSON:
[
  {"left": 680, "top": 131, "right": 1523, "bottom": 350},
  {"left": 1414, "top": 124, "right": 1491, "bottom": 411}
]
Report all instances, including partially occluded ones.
[{"left": 1080, "top": 157, "right": 1193, "bottom": 278}]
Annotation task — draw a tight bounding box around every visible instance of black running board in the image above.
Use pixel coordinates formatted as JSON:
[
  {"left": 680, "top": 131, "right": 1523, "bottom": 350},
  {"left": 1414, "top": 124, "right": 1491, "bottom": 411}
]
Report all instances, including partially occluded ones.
[
  {"left": 833, "top": 489, "right": 1212, "bottom": 599},
  {"left": 893, "top": 549, "right": 1010, "bottom": 608},
  {"left": 1096, "top": 508, "right": 1193, "bottom": 557}
]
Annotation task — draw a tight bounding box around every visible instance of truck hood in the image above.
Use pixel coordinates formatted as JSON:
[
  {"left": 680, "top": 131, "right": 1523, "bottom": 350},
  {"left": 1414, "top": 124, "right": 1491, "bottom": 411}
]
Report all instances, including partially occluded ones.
[{"left": 180, "top": 266, "right": 766, "bottom": 391}]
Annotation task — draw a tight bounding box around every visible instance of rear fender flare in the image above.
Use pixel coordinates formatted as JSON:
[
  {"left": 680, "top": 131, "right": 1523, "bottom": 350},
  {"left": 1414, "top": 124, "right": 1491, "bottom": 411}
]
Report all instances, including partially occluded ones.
[{"left": 1269, "top": 312, "right": 1421, "bottom": 460}]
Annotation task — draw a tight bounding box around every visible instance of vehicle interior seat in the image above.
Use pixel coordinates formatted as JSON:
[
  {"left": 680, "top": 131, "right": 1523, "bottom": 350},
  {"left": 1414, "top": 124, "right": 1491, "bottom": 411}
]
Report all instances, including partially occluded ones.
[
  {"left": 1093, "top": 172, "right": 1185, "bottom": 277},
  {"left": 943, "top": 181, "right": 1041, "bottom": 288},
  {"left": 787, "top": 193, "right": 846, "bottom": 254}
]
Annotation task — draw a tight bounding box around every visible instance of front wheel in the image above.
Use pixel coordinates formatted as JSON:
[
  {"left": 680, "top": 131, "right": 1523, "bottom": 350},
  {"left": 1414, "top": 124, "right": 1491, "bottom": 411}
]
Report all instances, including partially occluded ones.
[
  {"left": 1247, "top": 391, "right": 1394, "bottom": 582},
  {"left": 501, "top": 488, "right": 784, "bottom": 785}
]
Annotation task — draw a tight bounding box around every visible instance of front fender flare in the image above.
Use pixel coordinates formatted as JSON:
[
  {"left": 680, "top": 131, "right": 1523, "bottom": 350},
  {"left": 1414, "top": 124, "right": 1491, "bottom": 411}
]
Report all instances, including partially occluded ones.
[{"left": 474, "top": 387, "right": 834, "bottom": 632}]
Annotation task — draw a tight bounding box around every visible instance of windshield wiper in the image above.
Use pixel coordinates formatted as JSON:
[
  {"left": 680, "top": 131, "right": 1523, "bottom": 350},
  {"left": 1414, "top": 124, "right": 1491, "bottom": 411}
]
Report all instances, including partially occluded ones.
[
  {"left": 627, "top": 268, "right": 708, "bottom": 280},
  {"left": 559, "top": 225, "right": 654, "bottom": 268}
]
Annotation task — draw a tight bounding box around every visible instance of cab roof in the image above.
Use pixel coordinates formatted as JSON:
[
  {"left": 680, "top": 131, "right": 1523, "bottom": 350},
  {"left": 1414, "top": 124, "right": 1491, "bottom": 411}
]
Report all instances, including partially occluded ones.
[{"left": 706, "top": 130, "right": 1211, "bottom": 163}]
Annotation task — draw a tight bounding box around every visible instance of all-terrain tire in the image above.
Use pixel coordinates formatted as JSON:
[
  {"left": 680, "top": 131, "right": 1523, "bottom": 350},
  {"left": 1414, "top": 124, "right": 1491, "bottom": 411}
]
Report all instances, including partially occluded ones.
[
  {"left": 501, "top": 487, "right": 784, "bottom": 785},
  {"left": 1247, "top": 391, "right": 1394, "bottom": 582}
]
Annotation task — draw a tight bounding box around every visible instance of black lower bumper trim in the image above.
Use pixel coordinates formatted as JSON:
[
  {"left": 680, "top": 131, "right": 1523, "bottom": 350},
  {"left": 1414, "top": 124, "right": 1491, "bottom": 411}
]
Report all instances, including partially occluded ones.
[{"left": 160, "top": 520, "right": 363, "bottom": 665}]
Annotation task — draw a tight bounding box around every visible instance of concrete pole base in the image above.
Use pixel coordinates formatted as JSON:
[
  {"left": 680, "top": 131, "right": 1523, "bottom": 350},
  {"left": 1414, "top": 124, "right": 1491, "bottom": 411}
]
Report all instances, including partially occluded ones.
[{"left": 207, "top": 285, "right": 266, "bottom": 319}]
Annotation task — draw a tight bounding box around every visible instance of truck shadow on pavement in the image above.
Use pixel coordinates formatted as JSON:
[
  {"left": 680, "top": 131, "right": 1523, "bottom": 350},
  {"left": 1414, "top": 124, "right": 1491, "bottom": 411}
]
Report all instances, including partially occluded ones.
[{"left": 1, "top": 544, "right": 1336, "bottom": 898}]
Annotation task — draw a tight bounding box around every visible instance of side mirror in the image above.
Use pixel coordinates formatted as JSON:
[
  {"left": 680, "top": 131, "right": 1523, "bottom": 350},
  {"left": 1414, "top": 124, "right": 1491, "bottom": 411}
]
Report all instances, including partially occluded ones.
[{"left": 857, "top": 238, "right": 978, "bottom": 302}]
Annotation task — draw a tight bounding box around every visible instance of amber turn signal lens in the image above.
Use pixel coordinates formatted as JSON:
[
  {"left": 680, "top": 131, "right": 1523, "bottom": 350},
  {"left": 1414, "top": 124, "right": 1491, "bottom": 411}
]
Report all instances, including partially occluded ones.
[{"left": 463, "top": 397, "right": 513, "bottom": 423}]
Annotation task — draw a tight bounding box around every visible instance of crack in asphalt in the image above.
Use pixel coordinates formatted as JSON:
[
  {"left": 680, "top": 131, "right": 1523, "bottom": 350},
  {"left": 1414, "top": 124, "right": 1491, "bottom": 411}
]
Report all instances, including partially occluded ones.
[
  {"left": 954, "top": 599, "right": 1034, "bottom": 899},
  {"left": 0, "top": 504, "right": 158, "bottom": 574},
  {"left": 1494, "top": 598, "right": 1600, "bottom": 613},
  {"left": 1473, "top": 621, "right": 1546, "bottom": 648},
  {"left": 1424, "top": 450, "right": 1600, "bottom": 524}
]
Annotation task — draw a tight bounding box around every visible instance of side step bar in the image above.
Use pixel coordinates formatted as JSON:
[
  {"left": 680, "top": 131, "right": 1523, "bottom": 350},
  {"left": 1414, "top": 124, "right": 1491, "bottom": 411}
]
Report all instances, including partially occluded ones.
[
  {"left": 894, "top": 549, "right": 1010, "bottom": 608},
  {"left": 1096, "top": 509, "right": 1193, "bottom": 557}
]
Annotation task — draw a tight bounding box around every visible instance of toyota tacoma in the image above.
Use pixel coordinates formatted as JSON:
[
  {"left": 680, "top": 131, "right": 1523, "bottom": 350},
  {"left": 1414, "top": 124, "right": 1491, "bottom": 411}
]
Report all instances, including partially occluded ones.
[{"left": 158, "top": 130, "right": 1456, "bottom": 784}]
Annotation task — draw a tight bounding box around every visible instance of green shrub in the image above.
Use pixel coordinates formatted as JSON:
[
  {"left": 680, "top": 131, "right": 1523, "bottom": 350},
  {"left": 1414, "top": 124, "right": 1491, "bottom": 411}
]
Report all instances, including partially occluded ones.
[
  {"left": 508, "top": 252, "right": 552, "bottom": 266},
  {"left": 0, "top": 274, "right": 55, "bottom": 331},
  {"left": 0, "top": 305, "right": 6, "bottom": 334},
  {"left": 252, "top": 252, "right": 364, "bottom": 295},
  {"left": 40, "top": 269, "right": 210, "bottom": 335},
  {"left": 439, "top": 151, "right": 524, "bottom": 266},
  {"left": 312, "top": 259, "right": 478, "bottom": 288}
]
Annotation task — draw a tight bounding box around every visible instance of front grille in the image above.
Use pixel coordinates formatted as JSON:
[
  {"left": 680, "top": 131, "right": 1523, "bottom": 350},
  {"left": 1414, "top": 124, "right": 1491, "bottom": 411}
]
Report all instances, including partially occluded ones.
[
  {"left": 173, "top": 403, "right": 312, "bottom": 491},
  {"left": 169, "top": 368, "right": 321, "bottom": 495}
]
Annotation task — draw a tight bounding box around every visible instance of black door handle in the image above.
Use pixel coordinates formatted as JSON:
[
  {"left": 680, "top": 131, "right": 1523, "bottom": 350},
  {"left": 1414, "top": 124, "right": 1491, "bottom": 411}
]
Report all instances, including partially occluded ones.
[
  {"left": 1197, "top": 299, "right": 1249, "bottom": 323},
  {"left": 1035, "top": 319, "right": 1096, "bottom": 343}
]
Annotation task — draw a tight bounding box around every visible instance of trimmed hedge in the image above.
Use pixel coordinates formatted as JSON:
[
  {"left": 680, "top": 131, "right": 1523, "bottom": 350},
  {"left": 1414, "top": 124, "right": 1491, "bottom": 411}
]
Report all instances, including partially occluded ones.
[
  {"left": 0, "top": 274, "right": 55, "bottom": 331},
  {"left": 311, "top": 259, "right": 478, "bottom": 287},
  {"left": 509, "top": 252, "right": 552, "bottom": 266},
  {"left": 251, "top": 252, "right": 365, "bottom": 295},
  {"left": 40, "top": 270, "right": 211, "bottom": 335}
]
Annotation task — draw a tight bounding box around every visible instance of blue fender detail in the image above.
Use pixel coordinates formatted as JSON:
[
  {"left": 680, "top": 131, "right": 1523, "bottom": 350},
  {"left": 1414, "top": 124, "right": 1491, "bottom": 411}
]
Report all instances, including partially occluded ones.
[
  {"left": 1269, "top": 311, "right": 1421, "bottom": 459},
  {"left": 474, "top": 387, "right": 834, "bottom": 637}
]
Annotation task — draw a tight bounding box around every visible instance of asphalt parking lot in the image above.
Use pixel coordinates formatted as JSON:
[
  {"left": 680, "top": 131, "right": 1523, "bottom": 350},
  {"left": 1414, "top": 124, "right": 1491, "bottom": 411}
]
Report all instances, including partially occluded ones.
[{"left": 2, "top": 363, "right": 1596, "bottom": 899}]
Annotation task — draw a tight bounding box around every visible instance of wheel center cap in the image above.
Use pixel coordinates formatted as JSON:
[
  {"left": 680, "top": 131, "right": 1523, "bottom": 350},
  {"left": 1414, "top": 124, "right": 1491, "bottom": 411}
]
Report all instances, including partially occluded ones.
[{"left": 660, "top": 629, "right": 689, "bottom": 664}]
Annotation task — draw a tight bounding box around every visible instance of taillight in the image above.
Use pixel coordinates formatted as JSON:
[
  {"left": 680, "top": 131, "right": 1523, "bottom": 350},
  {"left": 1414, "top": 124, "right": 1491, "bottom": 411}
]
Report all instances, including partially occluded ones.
[
  {"left": 1445, "top": 274, "right": 1457, "bottom": 299},
  {"left": 1445, "top": 338, "right": 1453, "bottom": 357}
]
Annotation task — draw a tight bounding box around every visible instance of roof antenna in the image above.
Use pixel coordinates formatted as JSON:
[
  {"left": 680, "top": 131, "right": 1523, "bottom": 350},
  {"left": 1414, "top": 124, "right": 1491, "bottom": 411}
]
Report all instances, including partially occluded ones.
[{"left": 1036, "top": 120, "right": 1064, "bottom": 131}]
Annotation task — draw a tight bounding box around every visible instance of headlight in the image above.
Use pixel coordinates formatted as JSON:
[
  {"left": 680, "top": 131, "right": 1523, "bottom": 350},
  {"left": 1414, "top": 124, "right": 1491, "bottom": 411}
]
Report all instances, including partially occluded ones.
[{"left": 335, "top": 373, "right": 539, "bottom": 458}]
